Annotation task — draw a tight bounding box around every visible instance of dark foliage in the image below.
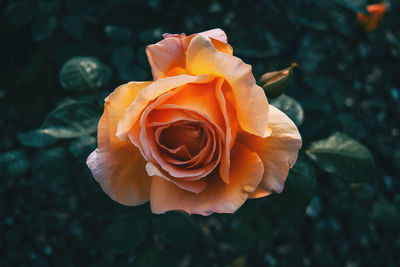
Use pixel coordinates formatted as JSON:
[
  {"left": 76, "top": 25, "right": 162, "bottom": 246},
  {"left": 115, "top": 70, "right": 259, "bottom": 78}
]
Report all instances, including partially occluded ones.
[{"left": 1, "top": 0, "right": 399, "bottom": 266}]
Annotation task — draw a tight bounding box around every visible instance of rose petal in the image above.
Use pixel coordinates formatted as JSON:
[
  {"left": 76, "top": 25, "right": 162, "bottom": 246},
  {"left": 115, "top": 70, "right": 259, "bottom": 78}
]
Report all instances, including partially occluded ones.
[
  {"left": 147, "top": 109, "right": 214, "bottom": 168},
  {"left": 238, "top": 105, "right": 302, "bottom": 194},
  {"left": 150, "top": 143, "right": 264, "bottom": 215},
  {"left": 87, "top": 82, "right": 152, "bottom": 206},
  {"left": 162, "top": 79, "right": 226, "bottom": 132},
  {"left": 146, "top": 162, "right": 207, "bottom": 193},
  {"left": 147, "top": 108, "right": 196, "bottom": 126},
  {"left": 181, "top": 29, "right": 233, "bottom": 56},
  {"left": 117, "top": 74, "right": 214, "bottom": 141},
  {"left": 146, "top": 37, "right": 186, "bottom": 80},
  {"left": 130, "top": 89, "right": 221, "bottom": 180},
  {"left": 98, "top": 81, "right": 151, "bottom": 147},
  {"left": 87, "top": 146, "right": 150, "bottom": 206},
  {"left": 147, "top": 29, "right": 230, "bottom": 80},
  {"left": 215, "top": 78, "right": 232, "bottom": 184},
  {"left": 186, "top": 34, "right": 270, "bottom": 138},
  {"left": 198, "top": 28, "right": 228, "bottom": 43}
]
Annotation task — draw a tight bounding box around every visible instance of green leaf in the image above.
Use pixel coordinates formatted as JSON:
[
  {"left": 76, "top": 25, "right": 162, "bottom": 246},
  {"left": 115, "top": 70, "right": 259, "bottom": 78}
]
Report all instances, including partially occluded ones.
[
  {"left": 306, "top": 132, "right": 375, "bottom": 183},
  {"left": 69, "top": 136, "right": 96, "bottom": 159},
  {"left": 18, "top": 129, "right": 57, "bottom": 148},
  {"left": 0, "top": 150, "right": 29, "bottom": 178},
  {"left": 104, "top": 25, "right": 133, "bottom": 42},
  {"left": 2, "top": 1, "right": 35, "bottom": 25},
  {"left": 334, "top": 0, "right": 368, "bottom": 13},
  {"left": 31, "top": 16, "right": 58, "bottom": 42},
  {"left": 152, "top": 212, "right": 202, "bottom": 250},
  {"left": 61, "top": 15, "right": 85, "bottom": 40},
  {"left": 372, "top": 200, "right": 400, "bottom": 228},
  {"left": 271, "top": 153, "right": 316, "bottom": 212},
  {"left": 284, "top": 153, "right": 317, "bottom": 211},
  {"left": 32, "top": 147, "right": 69, "bottom": 185},
  {"left": 102, "top": 212, "right": 149, "bottom": 254},
  {"left": 270, "top": 94, "right": 304, "bottom": 127},
  {"left": 40, "top": 100, "right": 101, "bottom": 138},
  {"left": 59, "top": 57, "right": 112, "bottom": 91}
]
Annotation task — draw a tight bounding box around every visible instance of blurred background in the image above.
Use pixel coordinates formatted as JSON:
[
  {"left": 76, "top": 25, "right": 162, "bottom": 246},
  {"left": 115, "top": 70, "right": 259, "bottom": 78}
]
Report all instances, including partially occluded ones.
[{"left": 1, "top": 0, "right": 399, "bottom": 266}]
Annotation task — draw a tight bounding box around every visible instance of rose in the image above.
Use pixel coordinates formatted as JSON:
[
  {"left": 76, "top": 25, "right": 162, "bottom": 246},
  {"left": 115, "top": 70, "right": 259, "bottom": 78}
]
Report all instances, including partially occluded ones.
[
  {"left": 87, "top": 29, "right": 302, "bottom": 215},
  {"left": 357, "top": 3, "right": 386, "bottom": 32}
]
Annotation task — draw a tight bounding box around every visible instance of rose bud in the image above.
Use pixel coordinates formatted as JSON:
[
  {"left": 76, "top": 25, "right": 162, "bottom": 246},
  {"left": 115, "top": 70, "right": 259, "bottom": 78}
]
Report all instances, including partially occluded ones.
[
  {"left": 357, "top": 3, "right": 386, "bottom": 32},
  {"left": 259, "top": 63, "right": 297, "bottom": 99}
]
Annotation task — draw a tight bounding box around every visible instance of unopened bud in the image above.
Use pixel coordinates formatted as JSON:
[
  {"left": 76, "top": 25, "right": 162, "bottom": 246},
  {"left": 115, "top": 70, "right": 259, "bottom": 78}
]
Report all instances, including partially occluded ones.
[{"left": 259, "top": 63, "right": 297, "bottom": 99}]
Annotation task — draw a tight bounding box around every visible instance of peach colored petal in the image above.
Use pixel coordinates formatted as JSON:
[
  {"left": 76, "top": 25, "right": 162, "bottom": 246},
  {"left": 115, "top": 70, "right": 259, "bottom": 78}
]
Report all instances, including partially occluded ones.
[
  {"left": 87, "top": 82, "right": 152, "bottom": 206},
  {"left": 87, "top": 146, "right": 150, "bottom": 205},
  {"left": 198, "top": 28, "right": 228, "bottom": 43},
  {"left": 155, "top": 125, "right": 193, "bottom": 159},
  {"left": 146, "top": 37, "right": 186, "bottom": 80},
  {"left": 130, "top": 89, "right": 221, "bottom": 181},
  {"left": 147, "top": 109, "right": 213, "bottom": 168},
  {"left": 98, "top": 81, "right": 151, "bottom": 148},
  {"left": 162, "top": 79, "right": 226, "bottom": 132},
  {"left": 150, "top": 143, "right": 264, "bottom": 215},
  {"left": 248, "top": 187, "right": 272, "bottom": 199},
  {"left": 215, "top": 78, "right": 231, "bottom": 184},
  {"left": 146, "top": 162, "right": 207, "bottom": 193},
  {"left": 152, "top": 104, "right": 224, "bottom": 173},
  {"left": 238, "top": 105, "right": 302, "bottom": 194},
  {"left": 162, "top": 125, "right": 213, "bottom": 168},
  {"left": 138, "top": 91, "right": 179, "bottom": 163},
  {"left": 117, "top": 74, "right": 214, "bottom": 141},
  {"left": 186, "top": 34, "right": 270, "bottom": 138},
  {"left": 181, "top": 28, "right": 233, "bottom": 56},
  {"left": 147, "top": 108, "right": 196, "bottom": 126},
  {"left": 147, "top": 29, "right": 231, "bottom": 79}
]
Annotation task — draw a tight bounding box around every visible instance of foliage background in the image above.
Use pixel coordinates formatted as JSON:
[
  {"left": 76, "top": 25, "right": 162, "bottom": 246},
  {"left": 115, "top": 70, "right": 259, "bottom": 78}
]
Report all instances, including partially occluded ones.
[{"left": 1, "top": 0, "right": 399, "bottom": 266}]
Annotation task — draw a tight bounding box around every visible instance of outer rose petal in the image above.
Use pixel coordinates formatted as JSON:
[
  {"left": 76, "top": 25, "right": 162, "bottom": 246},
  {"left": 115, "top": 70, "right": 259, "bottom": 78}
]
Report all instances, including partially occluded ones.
[
  {"left": 238, "top": 105, "right": 302, "bottom": 195},
  {"left": 150, "top": 143, "right": 264, "bottom": 215},
  {"left": 198, "top": 28, "right": 228, "bottom": 43},
  {"left": 87, "top": 82, "right": 152, "bottom": 205},
  {"left": 186, "top": 34, "right": 270, "bottom": 138},
  {"left": 146, "top": 28, "right": 232, "bottom": 80},
  {"left": 116, "top": 74, "right": 214, "bottom": 141},
  {"left": 146, "top": 37, "right": 186, "bottom": 80},
  {"left": 87, "top": 146, "right": 150, "bottom": 206}
]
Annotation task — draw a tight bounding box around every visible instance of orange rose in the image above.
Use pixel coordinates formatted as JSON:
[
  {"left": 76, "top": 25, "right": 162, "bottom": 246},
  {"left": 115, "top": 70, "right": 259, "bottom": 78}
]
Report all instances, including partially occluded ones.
[
  {"left": 357, "top": 3, "right": 386, "bottom": 32},
  {"left": 87, "top": 29, "right": 302, "bottom": 215}
]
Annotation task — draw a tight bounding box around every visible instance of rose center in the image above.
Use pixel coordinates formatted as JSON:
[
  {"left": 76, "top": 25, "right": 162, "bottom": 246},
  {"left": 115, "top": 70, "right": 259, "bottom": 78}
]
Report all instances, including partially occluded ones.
[{"left": 159, "top": 123, "right": 205, "bottom": 157}]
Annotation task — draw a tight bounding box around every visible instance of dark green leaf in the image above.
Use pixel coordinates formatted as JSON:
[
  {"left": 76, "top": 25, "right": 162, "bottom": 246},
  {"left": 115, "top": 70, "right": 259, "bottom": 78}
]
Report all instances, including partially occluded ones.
[
  {"left": 0, "top": 150, "right": 29, "bottom": 178},
  {"left": 18, "top": 129, "right": 57, "bottom": 148},
  {"left": 32, "top": 147, "right": 69, "bottom": 184},
  {"left": 306, "top": 132, "right": 375, "bottom": 183},
  {"left": 334, "top": 0, "right": 368, "bottom": 13},
  {"left": 40, "top": 100, "right": 101, "bottom": 138},
  {"left": 37, "top": 0, "right": 61, "bottom": 15},
  {"left": 270, "top": 94, "right": 304, "bottom": 127},
  {"left": 59, "top": 57, "right": 112, "bottom": 91},
  {"left": 102, "top": 212, "right": 149, "bottom": 254},
  {"left": 111, "top": 46, "right": 134, "bottom": 68},
  {"left": 372, "top": 200, "right": 400, "bottom": 228},
  {"left": 61, "top": 16, "right": 86, "bottom": 40},
  {"left": 2, "top": 1, "right": 35, "bottom": 24},
  {"left": 69, "top": 136, "right": 96, "bottom": 159},
  {"left": 104, "top": 25, "right": 133, "bottom": 42},
  {"left": 152, "top": 212, "right": 202, "bottom": 250},
  {"left": 271, "top": 153, "right": 317, "bottom": 212},
  {"left": 283, "top": 153, "right": 317, "bottom": 211},
  {"left": 31, "top": 16, "right": 58, "bottom": 41}
]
